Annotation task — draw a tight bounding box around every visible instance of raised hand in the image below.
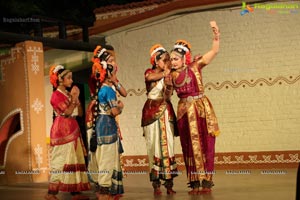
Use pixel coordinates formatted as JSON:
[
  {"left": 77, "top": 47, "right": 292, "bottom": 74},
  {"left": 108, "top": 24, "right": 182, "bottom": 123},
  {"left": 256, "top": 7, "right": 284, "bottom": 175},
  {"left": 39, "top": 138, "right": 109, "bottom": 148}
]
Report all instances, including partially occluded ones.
[{"left": 210, "top": 21, "right": 220, "bottom": 40}]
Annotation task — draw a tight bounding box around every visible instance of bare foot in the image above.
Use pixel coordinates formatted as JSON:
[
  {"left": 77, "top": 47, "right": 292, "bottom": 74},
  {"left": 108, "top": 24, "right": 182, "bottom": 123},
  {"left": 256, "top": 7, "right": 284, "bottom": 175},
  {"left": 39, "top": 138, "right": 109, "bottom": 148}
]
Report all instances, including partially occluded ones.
[
  {"left": 167, "top": 189, "right": 176, "bottom": 195},
  {"left": 188, "top": 188, "right": 199, "bottom": 195},
  {"left": 198, "top": 188, "right": 212, "bottom": 194},
  {"left": 154, "top": 188, "right": 162, "bottom": 196},
  {"left": 44, "top": 194, "right": 59, "bottom": 200}
]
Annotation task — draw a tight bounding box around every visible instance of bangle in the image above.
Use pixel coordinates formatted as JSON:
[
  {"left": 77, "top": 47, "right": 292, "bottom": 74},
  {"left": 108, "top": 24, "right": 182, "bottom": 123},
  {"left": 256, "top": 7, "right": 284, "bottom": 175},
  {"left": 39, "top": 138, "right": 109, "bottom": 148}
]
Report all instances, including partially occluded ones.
[
  {"left": 213, "top": 34, "right": 220, "bottom": 41},
  {"left": 115, "top": 82, "right": 122, "bottom": 91}
]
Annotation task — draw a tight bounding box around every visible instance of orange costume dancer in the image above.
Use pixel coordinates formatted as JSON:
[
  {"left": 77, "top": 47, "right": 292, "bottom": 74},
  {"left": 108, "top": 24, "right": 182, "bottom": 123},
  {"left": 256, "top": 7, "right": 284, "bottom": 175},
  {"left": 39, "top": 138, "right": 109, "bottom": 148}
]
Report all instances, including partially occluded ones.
[
  {"left": 46, "top": 65, "right": 90, "bottom": 200},
  {"left": 170, "top": 21, "right": 220, "bottom": 194}
]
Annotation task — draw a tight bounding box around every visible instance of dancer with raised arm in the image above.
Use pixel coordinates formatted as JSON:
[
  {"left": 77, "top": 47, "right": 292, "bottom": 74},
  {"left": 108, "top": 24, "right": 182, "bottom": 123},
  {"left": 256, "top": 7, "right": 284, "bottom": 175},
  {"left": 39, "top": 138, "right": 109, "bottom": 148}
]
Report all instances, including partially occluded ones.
[{"left": 170, "top": 21, "right": 220, "bottom": 195}]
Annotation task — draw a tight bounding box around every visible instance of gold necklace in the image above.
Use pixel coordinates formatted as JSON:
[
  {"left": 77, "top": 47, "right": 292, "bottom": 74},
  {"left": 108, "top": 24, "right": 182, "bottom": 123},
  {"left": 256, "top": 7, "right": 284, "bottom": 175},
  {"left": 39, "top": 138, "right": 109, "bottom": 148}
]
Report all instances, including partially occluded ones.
[
  {"left": 57, "top": 88, "right": 70, "bottom": 98},
  {"left": 173, "top": 67, "right": 191, "bottom": 88}
]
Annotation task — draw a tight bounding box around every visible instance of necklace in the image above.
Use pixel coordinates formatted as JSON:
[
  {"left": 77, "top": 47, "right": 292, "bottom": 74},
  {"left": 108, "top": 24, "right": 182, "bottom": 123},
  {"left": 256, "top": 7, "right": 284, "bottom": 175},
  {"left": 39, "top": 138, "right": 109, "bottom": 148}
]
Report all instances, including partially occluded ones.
[
  {"left": 173, "top": 67, "right": 191, "bottom": 88},
  {"left": 57, "top": 88, "right": 70, "bottom": 98}
]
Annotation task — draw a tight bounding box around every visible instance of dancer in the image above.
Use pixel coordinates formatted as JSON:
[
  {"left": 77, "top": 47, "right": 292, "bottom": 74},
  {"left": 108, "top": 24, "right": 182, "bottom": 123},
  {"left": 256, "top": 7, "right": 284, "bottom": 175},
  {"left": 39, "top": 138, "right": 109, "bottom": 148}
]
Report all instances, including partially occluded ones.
[
  {"left": 142, "top": 44, "right": 178, "bottom": 195},
  {"left": 90, "top": 46, "right": 125, "bottom": 200},
  {"left": 86, "top": 46, "right": 127, "bottom": 188},
  {"left": 46, "top": 65, "right": 90, "bottom": 200},
  {"left": 170, "top": 21, "right": 220, "bottom": 194}
]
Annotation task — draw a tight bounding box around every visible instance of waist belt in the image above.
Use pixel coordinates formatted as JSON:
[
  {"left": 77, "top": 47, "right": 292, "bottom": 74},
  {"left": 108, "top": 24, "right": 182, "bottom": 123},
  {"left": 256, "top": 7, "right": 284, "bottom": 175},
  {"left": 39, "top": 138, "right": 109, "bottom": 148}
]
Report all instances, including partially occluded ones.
[
  {"left": 180, "top": 94, "right": 203, "bottom": 102},
  {"left": 56, "top": 115, "right": 76, "bottom": 119}
]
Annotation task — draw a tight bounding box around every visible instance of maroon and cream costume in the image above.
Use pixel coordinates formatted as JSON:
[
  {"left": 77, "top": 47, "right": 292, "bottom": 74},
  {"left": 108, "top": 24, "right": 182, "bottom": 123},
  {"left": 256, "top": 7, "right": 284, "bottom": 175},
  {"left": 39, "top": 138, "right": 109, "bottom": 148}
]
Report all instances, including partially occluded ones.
[
  {"left": 141, "top": 45, "right": 178, "bottom": 193},
  {"left": 142, "top": 68, "right": 178, "bottom": 180}
]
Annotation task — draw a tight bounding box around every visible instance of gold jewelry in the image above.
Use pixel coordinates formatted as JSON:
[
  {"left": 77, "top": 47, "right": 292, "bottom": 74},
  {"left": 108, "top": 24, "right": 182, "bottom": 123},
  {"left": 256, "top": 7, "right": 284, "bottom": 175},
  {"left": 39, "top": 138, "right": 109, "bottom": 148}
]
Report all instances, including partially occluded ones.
[
  {"left": 116, "top": 82, "right": 122, "bottom": 90},
  {"left": 173, "top": 67, "right": 191, "bottom": 88}
]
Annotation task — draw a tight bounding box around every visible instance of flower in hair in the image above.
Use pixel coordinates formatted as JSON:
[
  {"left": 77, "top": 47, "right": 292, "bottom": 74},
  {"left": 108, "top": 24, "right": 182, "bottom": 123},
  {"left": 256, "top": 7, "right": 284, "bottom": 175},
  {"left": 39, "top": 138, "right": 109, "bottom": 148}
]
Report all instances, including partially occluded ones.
[
  {"left": 97, "top": 48, "right": 107, "bottom": 59},
  {"left": 92, "top": 62, "right": 106, "bottom": 83},
  {"left": 49, "top": 65, "right": 61, "bottom": 88},
  {"left": 53, "top": 65, "right": 64, "bottom": 73},
  {"left": 149, "top": 44, "right": 166, "bottom": 65},
  {"left": 93, "top": 45, "right": 101, "bottom": 56},
  {"left": 175, "top": 39, "right": 192, "bottom": 50},
  {"left": 101, "top": 61, "right": 107, "bottom": 69}
]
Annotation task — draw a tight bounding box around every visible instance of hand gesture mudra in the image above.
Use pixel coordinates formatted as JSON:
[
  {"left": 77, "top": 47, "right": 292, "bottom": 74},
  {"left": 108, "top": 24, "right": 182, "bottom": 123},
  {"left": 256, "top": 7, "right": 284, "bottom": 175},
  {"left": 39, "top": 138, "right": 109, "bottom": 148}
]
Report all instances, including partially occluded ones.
[
  {"left": 210, "top": 21, "right": 220, "bottom": 40},
  {"left": 70, "top": 85, "right": 80, "bottom": 103},
  {"left": 164, "top": 74, "right": 173, "bottom": 87}
]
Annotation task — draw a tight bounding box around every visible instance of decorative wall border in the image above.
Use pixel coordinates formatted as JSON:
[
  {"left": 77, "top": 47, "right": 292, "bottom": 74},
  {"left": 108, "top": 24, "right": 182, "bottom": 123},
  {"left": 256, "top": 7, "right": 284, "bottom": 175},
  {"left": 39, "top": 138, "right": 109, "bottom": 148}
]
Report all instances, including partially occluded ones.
[
  {"left": 122, "top": 151, "right": 300, "bottom": 171},
  {"left": 126, "top": 75, "right": 300, "bottom": 96},
  {"left": 127, "top": 88, "right": 146, "bottom": 96},
  {"left": 27, "top": 46, "right": 43, "bottom": 75},
  {"left": 205, "top": 75, "right": 300, "bottom": 90},
  {"left": 21, "top": 43, "right": 33, "bottom": 182}
]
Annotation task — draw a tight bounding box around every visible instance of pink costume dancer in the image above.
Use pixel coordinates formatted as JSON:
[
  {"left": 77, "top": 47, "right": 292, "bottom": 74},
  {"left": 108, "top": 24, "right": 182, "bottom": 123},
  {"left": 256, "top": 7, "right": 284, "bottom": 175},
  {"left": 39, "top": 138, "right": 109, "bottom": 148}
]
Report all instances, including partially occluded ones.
[
  {"left": 46, "top": 65, "right": 90, "bottom": 200},
  {"left": 170, "top": 21, "right": 220, "bottom": 194}
]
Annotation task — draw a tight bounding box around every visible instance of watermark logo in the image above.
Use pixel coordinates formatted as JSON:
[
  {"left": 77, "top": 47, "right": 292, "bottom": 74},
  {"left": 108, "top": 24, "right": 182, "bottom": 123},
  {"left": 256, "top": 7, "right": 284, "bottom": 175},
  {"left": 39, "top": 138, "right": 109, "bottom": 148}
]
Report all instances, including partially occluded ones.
[
  {"left": 240, "top": 2, "right": 254, "bottom": 16},
  {"left": 240, "top": 1, "right": 300, "bottom": 15},
  {"left": 2, "top": 17, "right": 40, "bottom": 23}
]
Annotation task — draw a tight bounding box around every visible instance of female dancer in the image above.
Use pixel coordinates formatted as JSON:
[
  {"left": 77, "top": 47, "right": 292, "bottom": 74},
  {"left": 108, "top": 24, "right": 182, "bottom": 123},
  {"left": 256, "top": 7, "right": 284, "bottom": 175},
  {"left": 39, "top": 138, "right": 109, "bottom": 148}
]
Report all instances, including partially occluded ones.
[
  {"left": 170, "top": 21, "right": 220, "bottom": 194},
  {"left": 142, "top": 44, "right": 178, "bottom": 195},
  {"left": 86, "top": 46, "right": 127, "bottom": 188},
  {"left": 46, "top": 65, "right": 90, "bottom": 200},
  {"left": 91, "top": 46, "right": 125, "bottom": 200}
]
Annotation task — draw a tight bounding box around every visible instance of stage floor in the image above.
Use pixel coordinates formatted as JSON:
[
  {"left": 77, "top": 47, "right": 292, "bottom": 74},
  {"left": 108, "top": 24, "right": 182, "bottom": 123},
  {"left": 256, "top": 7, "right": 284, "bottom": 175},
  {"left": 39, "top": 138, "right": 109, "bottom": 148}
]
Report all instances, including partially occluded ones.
[{"left": 0, "top": 169, "right": 297, "bottom": 200}]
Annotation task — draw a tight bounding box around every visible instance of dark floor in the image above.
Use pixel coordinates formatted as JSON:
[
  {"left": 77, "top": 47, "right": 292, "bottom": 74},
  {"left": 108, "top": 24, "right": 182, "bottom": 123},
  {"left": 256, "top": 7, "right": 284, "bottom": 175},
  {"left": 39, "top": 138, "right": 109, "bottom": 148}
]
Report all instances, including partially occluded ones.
[{"left": 0, "top": 169, "right": 297, "bottom": 200}]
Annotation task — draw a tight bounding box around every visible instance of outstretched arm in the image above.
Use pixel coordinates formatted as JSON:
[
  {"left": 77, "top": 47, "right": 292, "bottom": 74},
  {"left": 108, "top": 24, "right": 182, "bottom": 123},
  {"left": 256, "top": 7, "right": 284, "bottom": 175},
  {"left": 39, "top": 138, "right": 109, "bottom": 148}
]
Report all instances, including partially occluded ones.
[{"left": 198, "top": 21, "right": 220, "bottom": 67}]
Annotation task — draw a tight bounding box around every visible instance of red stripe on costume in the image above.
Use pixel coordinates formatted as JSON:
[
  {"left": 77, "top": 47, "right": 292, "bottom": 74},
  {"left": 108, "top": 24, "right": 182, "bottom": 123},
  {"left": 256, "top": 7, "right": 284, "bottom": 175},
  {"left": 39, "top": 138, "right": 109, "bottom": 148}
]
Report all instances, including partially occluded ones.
[
  {"left": 63, "top": 164, "right": 87, "bottom": 172},
  {"left": 59, "top": 182, "right": 91, "bottom": 192}
]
